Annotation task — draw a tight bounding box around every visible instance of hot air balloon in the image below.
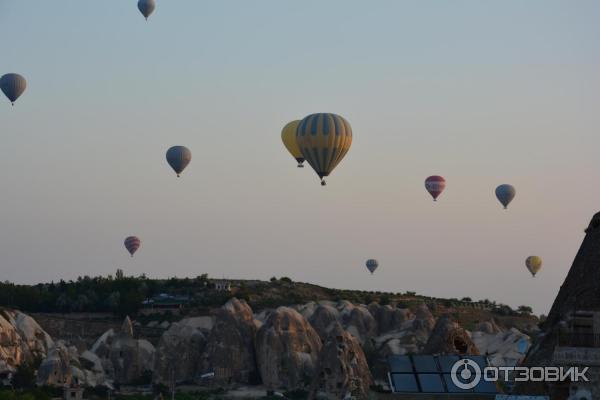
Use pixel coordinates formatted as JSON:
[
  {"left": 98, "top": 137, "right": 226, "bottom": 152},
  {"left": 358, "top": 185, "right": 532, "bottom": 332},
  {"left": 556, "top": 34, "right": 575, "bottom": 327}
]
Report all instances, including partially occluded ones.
[
  {"left": 525, "top": 256, "right": 542, "bottom": 277},
  {"left": 137, "top": 0, "right": 156, "bottom": 20},
  {"left": 166, "top": 146, "right": 191, "bottom": 177},
  {"left": 124, "top": 236, "right": 141, "bottom": 257},
  {"left": 366, "top": 259, "right": 379, "bottom": 274},
  {"left": 296, "top": 113, "right": 352, "bottom": 186},
  {"left": 281, "top": 120, "right": 304, "bottom": 168},
  {"left": 425, "top": 176, "right": 446, "bottom": 201},
  {"left": 0, "top": 73, "right": 27, "bottom": 106},
  {"left": 495, "top": 184, "right": 516, "bottom": 209}
]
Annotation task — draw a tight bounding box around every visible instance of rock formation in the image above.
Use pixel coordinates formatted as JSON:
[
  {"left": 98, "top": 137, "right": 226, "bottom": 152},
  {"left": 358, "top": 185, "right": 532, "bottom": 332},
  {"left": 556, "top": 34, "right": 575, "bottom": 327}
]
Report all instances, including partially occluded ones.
[
  {"left": 373, "top": 330, "right": 420, "bottom": 358},
  {"left": 471, "top": 327, "right": 530, "bottom": 367},
  {"left": 474, "top": 319, "right": 501, "bottom": 335},
  {"left": 37, "top": 341, "right": 108, "bottom": 387},
  {"left": 37, "top": 341, "right": 76, "bottom": 386},
  {"left": 412, "top": 303, "right": 435, "bottom": 334},
  {"left": 342, "top": 306, "right": 377, "bottom": 345},
  {"left": 121, "top": 316, "right": 134, "bottom": 337},
  {"left": 256, "top": 307, "right": 322, "bottom": 390},
  {"left": 153, "top": 317, "right": 213, "bottom": 385},
  {"left": 0, "top": 295, "right": 542, "bottom": 394},
  {"left": 0, "top": 310, "right": 53, "bottom": 373},
  {"left": 515, "top": 212, "right": 600, "bottom": 397},
  {"left": 308, "top": 304, "right": 340, "bottom": 341},
  {"left": 369, "top": 303, "right": 412, "bottom": 335},
  {"left": 295, "top": 301, "right": 319, "bottom": 320},
  {"left": 91, "top": 316, "right": 155, "bottom": 384},
  {"left": 79, "top": 350, "right": 107, "bottom": 387},
  {"left": 199, "top": 298, "right": 258, "bottom": 386},
  {"left": 309, "top": 323, "right": 372, "bottom": 400},
  {"left": 422, "top": 314, "right": 479, "bottom": 355}
]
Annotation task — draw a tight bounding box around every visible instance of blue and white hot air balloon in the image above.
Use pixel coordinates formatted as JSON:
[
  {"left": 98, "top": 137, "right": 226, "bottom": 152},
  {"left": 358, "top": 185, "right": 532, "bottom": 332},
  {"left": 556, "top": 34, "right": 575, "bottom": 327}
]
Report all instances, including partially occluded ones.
[{"left": 366, "top": 259, "right": 379, "bottom": 275}]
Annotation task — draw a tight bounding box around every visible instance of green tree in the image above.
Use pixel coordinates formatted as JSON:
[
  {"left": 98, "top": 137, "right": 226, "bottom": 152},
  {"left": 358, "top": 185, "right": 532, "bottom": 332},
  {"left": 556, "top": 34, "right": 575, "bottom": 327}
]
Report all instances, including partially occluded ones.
[
  {"left": 12, "top": 363, "right": 36, "bottom": 388},
  {"left": 379, "top": 294, "right": 391, "bottom": 306},
  {"left": 119, "top": 291, "right": 143, "bottom": 316},
  {"left": 518, "top": 305, "right": 533, "bottom": 315},
  {"left": 106, "top": 292, "right": 121, "bottom": 312}
]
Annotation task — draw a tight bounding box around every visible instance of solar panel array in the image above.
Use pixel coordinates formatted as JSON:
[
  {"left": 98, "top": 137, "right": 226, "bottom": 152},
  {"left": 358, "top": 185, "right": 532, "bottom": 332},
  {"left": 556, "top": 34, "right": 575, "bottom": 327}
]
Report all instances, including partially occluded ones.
[{"left": 388, "top": 355, "right": 499, "bottom": 394}]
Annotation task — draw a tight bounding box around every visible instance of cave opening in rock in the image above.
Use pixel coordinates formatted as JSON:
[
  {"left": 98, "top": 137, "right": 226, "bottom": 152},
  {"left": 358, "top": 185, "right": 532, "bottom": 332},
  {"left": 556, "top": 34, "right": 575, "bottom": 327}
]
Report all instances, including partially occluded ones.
[{"left": 453, "top": 337, "right": 468, "bottom": 354}]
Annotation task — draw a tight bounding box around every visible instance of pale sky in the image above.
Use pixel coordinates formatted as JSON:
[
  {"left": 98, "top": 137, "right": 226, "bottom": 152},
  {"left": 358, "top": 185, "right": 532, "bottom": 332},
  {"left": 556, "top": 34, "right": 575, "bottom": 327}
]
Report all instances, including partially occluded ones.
[{"left": 1, "top": 1, "right": 600, "bottom": 314}]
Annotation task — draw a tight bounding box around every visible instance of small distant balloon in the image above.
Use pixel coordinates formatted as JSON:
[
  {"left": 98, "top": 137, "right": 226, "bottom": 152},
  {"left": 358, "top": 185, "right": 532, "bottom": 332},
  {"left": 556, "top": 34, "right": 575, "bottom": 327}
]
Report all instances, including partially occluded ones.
[
  {"left": 525, "top": 256, "right": 542, "bottom": 277},
  {"left": 166, "top": 146, "right": 192, "bottom": 177},
  {"left": 137, "top": 0, "right": 156, "bottom": 20},
  {"left": 0, "top": 73, "right": 27, "bottom": 106},
  {"left": 281, "top": 120, "right": 304, "bottom": 168},
  {"left": 425, "top": 176, "right": 446, "bottom": 201},
  {"left": 124, "top": 236, "right": 141, "bottom": 257},
  {"left": 495, "top": 184, "right": 516, "bottom": 209},
  {"left": 366, "top": 259, "right": 379, "bottom": 274},
  {"left": 296, "top": 113, "right": 352, "bottom": 186}
]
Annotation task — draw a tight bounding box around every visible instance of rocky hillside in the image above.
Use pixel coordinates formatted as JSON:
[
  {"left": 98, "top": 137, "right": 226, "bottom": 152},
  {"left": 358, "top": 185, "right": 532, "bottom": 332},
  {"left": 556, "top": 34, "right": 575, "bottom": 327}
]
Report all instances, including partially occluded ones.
[
  {"left": 0, "top": 309, "right": 54, "bottom": 373},
  {"left": 0, "top": 275, "right": 538, "bottom": 323},
  {"left": 0, "top": 297, "right": 537, "bottom": 398}
]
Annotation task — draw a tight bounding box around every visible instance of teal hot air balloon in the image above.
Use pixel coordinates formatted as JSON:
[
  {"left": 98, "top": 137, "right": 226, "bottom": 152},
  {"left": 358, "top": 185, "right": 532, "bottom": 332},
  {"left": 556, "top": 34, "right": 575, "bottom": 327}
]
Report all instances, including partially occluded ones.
[
  {"left": 366, "top": 259, "right": 379, "bottom": 274},
  {"left": 137, "top": 0, "right": 156, "bottom": 20},
  {"left": 166, "top": 146, "right": 191, "bottom": 177},
  {"left": 0, "top": 73, "right": 27, "bottom": 106},
  {"left": 495, "top": 184, "right": 516, "bottom": 209}
]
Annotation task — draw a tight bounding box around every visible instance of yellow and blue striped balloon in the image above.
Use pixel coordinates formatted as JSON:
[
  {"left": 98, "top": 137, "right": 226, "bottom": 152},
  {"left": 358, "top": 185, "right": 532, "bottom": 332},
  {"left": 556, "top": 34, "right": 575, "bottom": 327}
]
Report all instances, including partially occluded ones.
[{"left": 296, "top": 113, "right": 352, "bottom": 186}]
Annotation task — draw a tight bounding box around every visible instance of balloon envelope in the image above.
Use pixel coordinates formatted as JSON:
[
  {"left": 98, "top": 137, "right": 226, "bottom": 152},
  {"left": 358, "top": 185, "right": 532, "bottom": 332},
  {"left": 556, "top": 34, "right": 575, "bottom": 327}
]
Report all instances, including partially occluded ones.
[
  {"left": 495, "top": 184, "right": 516, "bottom": 209},
  {"left": 526, "top": 256, "right": 542, "bottom": 277},
  {"left": 366, "top": 259, "right": 379, "bottom": 274},
  {"left": 281, "top": 120, "right": 304, "bottom": 167},
  {"left": 124, "top": 236, "right": 141, "bottom": 257},
  {"left": 166, "top": 146, "right": 192, "bottom": 177},
  {"left": 0, "top": 73, "right": 27, "bottom": 105},
  {"left": 425, "top": 176, "right": 446, "bottom": 201},
  {"left": 137, "top": 0, "right": 156, "bottom": 20},
  {"left": 296, "top": 113, "right": 352, "bottom": 185}
]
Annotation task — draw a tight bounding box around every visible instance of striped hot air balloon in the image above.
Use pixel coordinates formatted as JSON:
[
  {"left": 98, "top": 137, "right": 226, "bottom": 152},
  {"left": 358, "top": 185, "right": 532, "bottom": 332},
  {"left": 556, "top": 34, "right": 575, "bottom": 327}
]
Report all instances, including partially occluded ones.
[
  {"left": 166, "top": 146, "right": 192, "bottom": 177},
  {"left": 296, "top": 113, "right": 352, "bottom": 186},
  {"left": 495, "top": 184, "right": 516, "bottom": 209},
  {"left": 425, "top": 176, "right": 446, "bottom": 201},
  {"left": 281, "top": 120, "right": 304, "bottom": 167},
  {"left": 0, "top": 73, "right": 27, "bottom": 106},
  {"left": 124, "top": 236, "right": 141, "bottom": 257},
  {"left": 366, "top": 259, "right": 379, "bottom": 274},
  {"left": 137, "top": 0, "right": 156, "bottom": 20}
]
